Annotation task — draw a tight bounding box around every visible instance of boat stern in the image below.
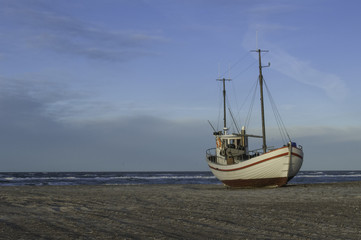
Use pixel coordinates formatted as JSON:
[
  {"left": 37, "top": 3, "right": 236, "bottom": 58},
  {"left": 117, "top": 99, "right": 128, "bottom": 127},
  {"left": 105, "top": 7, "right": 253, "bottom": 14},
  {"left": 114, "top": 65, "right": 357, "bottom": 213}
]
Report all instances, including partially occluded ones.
[{"left": 288, "top": 145, "right": 304, "bottom": 180}]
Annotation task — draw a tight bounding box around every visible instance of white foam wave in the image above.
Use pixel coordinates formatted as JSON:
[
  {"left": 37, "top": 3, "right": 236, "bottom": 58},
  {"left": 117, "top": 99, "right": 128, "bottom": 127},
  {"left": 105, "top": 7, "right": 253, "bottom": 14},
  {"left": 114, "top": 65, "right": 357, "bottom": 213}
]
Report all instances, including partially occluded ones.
[{"left": 297, "top": 174, "right": 361, "bottom": 178}]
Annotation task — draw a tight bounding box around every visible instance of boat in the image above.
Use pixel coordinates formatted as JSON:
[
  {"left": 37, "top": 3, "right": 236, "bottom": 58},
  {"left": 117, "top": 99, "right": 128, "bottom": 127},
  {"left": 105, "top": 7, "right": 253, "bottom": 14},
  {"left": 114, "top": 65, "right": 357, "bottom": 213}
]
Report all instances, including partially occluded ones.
[{"left": 206, "top": 49, "right": 303, "bottom": 188}]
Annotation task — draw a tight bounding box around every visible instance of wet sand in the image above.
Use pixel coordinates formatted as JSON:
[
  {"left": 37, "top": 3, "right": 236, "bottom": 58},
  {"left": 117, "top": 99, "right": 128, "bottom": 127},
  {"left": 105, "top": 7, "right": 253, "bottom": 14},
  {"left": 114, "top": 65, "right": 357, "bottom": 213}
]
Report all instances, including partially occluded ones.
[{"left": 0, "top": 182, "right": 360, "bottom": 239}]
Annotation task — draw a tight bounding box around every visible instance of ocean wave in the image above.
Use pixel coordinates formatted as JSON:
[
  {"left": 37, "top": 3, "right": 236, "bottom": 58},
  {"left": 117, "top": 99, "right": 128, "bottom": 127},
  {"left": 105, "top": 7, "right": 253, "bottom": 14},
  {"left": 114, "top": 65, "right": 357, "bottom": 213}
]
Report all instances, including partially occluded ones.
[
  {"left": 297, "top": 174, "right": 361, "bottom": 178},
  {"left": 1, "top": 171, "right": 361, "bottom": 186}
]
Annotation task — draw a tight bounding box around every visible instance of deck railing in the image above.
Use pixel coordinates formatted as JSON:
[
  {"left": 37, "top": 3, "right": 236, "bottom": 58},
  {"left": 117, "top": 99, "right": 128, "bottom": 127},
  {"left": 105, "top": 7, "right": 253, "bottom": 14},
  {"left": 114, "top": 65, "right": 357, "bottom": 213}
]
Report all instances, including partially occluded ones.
[{"left": 206, "top": 148, "right": 217, "bottom": 163}]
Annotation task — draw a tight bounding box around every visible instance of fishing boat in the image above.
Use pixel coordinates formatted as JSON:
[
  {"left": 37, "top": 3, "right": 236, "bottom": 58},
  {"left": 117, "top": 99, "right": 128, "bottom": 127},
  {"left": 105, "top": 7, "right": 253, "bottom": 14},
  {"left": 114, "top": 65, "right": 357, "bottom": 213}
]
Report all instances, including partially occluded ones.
[{"left": 206, "top": 49, "right": 303, "bottom": 188}]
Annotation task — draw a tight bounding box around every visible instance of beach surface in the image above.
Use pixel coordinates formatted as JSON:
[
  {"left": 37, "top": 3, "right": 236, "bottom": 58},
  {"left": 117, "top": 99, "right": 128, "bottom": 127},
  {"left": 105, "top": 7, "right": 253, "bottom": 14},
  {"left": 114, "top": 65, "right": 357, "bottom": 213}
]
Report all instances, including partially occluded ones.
[{"left": 0, "top": 182, "right": 360, "bottom": 239}]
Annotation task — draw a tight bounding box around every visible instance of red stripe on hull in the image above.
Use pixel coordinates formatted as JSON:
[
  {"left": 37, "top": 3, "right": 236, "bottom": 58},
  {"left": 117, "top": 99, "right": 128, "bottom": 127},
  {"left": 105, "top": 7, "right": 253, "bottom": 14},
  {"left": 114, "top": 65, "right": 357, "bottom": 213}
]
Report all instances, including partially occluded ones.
[
  {"left": 292, "top": 152, "right": 303, "bottom": 159},
  {"left": 222, "top": 177, "right": 288, "bottom": 188},
  {"left": 209, "top": 152, "right": 302, "bottom": 172}
]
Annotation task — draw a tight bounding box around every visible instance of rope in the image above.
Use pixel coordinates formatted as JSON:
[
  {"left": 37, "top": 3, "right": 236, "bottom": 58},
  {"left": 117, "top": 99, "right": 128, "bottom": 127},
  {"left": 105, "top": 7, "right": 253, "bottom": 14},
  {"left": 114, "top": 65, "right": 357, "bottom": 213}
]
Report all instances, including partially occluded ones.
[
  {"left": 218, "top": 52, "right": 251, "bottom": 79},
  {"left": 226, "top": 96, "right": 234, "bottom": 133},
  {"left": 232, "top": 59, "right": 258, "bottom": 81},
  {"left": 245, "top": 78, "right": 259, "bottom": 129},
  {"left": 263, "top": 78, "right": 291, "bottom": 143}
]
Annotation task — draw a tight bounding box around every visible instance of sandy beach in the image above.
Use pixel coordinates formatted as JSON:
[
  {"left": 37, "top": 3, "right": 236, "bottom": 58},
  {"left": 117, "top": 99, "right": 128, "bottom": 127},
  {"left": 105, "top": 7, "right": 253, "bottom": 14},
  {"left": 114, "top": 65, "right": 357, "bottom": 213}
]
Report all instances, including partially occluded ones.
[{"left": 0, "top": 182, "right": 360, "bottom": 239}]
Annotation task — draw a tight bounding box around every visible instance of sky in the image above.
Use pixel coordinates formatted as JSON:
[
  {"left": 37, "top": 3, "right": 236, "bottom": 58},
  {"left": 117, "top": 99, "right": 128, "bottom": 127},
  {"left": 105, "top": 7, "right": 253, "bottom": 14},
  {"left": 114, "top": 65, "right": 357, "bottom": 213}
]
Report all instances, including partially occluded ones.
[{"left": 1, "top": 0, "right": 361, "bottom": 171}]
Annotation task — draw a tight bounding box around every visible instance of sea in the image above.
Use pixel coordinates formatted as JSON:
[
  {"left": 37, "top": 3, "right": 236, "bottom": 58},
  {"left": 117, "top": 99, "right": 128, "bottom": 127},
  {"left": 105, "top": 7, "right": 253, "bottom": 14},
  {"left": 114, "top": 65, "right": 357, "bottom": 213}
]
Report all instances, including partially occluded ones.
[{"left": 1, "top": 171, "right": 361, "bottom": 186}]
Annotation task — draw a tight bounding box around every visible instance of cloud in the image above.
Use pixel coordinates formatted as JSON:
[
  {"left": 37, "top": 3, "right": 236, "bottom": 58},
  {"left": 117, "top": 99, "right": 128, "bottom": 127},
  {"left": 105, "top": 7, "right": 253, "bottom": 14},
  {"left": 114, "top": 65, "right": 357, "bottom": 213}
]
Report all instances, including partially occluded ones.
[
  {"left": 242, "top": 3, "right": 348, "bottom": 101},
  {"left": 0, "top": 96, "right": 212, "bottom": 171},
  {"left": 0, "top": 1, "right": 164, "bottom": 62},
  {"left": 292, "top": 126, "right": 361, "bottom": 144},
  {"left": 292, "top": 126, "right": 361, "bottom": 170},
  {"left": 0, "top": 76, "right": 119, "bottom": 124},
  {"left": 0, "top": 76, "right": 212, "bottom": 171},
  {"left": 270, "top": 49, "right": 348, "bottom": 100},
  {"left": 247, "top": 2, "right": 298, "bottom": 15}
]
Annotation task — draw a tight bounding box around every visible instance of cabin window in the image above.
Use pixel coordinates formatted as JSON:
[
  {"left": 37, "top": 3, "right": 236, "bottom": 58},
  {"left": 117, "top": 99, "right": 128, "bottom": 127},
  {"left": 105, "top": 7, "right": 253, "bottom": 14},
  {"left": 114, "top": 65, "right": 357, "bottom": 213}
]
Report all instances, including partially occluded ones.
[{"left": 228, "top": 139, "right": 235, "bottom": 148}]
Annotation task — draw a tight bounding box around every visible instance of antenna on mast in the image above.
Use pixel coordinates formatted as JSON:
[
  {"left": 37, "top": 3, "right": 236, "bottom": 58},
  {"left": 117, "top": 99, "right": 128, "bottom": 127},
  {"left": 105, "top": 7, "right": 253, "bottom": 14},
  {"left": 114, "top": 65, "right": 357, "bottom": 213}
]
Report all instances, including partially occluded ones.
[
  {"left": 256, "top": 31, "right": 258, "bottom": 50},
  {"left": 218, "top": 62, "right": 221, "bottom": 78}
]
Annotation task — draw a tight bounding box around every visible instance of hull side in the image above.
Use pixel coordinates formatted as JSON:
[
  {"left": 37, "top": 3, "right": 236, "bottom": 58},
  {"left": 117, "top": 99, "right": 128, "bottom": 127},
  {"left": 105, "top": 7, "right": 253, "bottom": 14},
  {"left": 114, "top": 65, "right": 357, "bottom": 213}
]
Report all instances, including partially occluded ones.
[
  {"left": 222, "top": 177, "right": 288, "bottom": 188},
  {"left": 207, "top": 146, "right": 303, "bottom": 188},
  {"left": 288, "top": 147, "right": 303, "bottom": 178}
]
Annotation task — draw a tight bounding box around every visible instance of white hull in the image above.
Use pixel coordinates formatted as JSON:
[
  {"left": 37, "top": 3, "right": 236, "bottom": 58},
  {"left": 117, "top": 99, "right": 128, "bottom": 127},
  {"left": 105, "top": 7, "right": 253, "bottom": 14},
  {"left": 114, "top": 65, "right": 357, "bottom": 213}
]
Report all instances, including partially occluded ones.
[{"left": 206, "top": 146, "right": 303, "bottom": 188}]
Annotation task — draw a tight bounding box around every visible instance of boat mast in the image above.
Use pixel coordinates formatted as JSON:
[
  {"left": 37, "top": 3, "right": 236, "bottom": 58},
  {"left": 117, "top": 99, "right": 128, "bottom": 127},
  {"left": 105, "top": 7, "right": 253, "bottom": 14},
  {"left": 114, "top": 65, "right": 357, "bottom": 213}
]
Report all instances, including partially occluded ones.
[
  {"left": 217, "top": 78, "right": 231, "bottom": 134},
  {"left": 252, "top": 49, "right": 269, "bottom": 153}
]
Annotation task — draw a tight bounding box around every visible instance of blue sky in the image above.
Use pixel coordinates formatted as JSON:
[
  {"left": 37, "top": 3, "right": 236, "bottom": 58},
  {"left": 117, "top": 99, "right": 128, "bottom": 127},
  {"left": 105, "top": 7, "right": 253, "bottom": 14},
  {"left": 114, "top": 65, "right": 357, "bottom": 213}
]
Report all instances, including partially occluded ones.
[{"left": 1, "top": 0, "right": 361, "bottom": 171}]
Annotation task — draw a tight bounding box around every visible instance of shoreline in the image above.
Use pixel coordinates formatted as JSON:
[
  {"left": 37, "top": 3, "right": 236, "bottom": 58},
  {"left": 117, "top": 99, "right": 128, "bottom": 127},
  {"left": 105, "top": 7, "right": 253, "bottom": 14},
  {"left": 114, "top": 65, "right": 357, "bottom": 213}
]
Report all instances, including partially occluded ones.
[{"left": 1, "top": 181, "right": 360, "bottom": 239}]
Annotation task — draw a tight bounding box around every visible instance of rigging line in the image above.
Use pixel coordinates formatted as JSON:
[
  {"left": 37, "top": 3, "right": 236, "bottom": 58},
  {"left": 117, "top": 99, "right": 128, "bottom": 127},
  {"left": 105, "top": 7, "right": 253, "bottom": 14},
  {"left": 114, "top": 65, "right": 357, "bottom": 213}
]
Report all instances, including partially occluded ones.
[
  {"left": 245, "top": 77, "right": 259, "bottom": 129},
  {"left": 218, "top": 52, "right": 251, "bottom": 79},
  {"left": 232, "top": 50, "right": 268, "bottom": 81},
  {"left": 236, "top": 76, "right": 259, "bottom": 119},
  {"left": 264, "top": 80, "right": 287, "bottom": 143},
  {"left": 226, "top": 95, "right": 235, "bottom": 133},
  {"left": 232, "top": 59, "right": 258, "bottom": 81},
  {"left": 226, "top": 94, "right": 241, "bottom": 133},
  {"left": 228, "top": 107, "right": 241, "bottom": 133},
  {"left": 264, "top": 80, "right": 283, "bottom": 139},
  {"left": 263, "top": 78, "right": 291, "bottom": 143},
  {"left": 245, "top": 79, "right": 257, "bottom": 129},
  {"left": 230, "top": 78, "right": 240, "bottom": 124}
]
